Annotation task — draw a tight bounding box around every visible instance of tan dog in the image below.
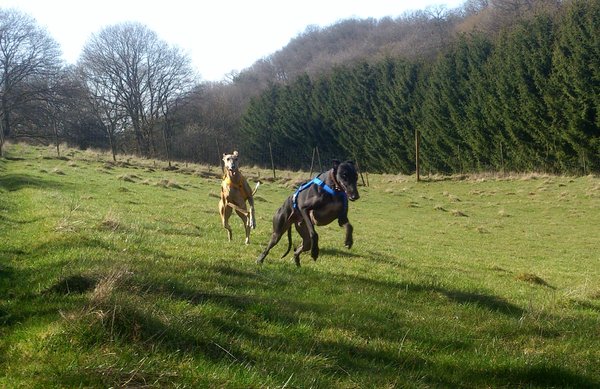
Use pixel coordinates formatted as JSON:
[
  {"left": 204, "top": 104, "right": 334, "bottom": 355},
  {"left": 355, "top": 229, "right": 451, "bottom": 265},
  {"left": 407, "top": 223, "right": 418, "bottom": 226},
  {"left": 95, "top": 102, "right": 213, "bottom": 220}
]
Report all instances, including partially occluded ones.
[{"left": 219, "top": 151, "right": 259, "bottom": 244}]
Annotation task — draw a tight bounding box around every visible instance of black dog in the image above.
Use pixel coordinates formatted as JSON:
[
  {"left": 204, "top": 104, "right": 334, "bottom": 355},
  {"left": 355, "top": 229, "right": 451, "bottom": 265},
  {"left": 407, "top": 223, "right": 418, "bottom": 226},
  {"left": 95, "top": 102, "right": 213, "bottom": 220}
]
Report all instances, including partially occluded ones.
[{"left": 256, "top": 160, "right": 360, "bottom": 266}]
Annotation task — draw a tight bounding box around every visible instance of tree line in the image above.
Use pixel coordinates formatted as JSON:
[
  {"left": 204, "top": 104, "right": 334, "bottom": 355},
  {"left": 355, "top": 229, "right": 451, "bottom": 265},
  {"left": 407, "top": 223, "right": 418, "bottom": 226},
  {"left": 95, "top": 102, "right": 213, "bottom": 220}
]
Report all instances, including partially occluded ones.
[
  {"left": 240, "top": 0, "right": 599, "bottom": 174},
  {"left": 1, "top": 0, "right": 598, "bottom": 175},
  {"left": 0, "top": 10, "right": 197, "bottom": 164}
]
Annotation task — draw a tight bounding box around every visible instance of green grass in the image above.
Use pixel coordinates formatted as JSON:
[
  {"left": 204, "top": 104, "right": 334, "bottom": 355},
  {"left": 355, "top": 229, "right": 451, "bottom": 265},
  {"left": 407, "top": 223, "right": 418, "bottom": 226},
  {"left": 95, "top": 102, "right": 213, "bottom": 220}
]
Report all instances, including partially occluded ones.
[{"left": 1, "top": 143, "right": 599, "bottom": 388}]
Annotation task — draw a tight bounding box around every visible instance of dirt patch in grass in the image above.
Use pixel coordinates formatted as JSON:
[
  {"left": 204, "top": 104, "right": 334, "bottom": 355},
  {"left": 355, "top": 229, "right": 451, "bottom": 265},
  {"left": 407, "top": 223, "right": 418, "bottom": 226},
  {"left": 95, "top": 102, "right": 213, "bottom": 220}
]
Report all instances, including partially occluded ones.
[
  {"left": 451, "top": 209, "right": 468, "bottom": 217},
  {"left": 117, "top": 174, "right": 140, "bottom": 182},
  {"left": 156, "top": 179, "right": 184, "bottom": 189},
  {"left": 99, "top": 210, "right": 121, "bottom": 231},
  {"left": 515, "top": 272, "right": 553, "bottom": 288}
]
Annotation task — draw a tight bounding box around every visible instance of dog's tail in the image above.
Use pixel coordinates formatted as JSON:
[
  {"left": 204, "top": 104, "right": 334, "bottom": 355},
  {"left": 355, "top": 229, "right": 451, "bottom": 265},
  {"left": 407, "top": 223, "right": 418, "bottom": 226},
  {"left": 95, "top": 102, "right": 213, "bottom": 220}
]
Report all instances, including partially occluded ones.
[
  {"left": 280, "top": 227, "right": 293, "bottom": 259},
  {"left": 252, "top": 181, "right": 261, "bottom": 196}
]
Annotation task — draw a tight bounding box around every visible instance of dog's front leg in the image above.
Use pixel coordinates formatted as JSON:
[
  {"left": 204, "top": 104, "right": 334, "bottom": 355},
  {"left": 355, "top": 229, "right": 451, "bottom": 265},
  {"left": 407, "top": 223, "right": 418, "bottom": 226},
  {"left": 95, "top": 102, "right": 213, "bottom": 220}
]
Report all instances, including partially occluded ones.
[
  {"left": 247, "top": 197, "right": 256, "bottom": 229},
  {"left": 343, "top": 222, "right": 353, "bottom": 249},
  {"left": 298, "top": 208, "right": 318, "bottom": 260},
  {"left": 293, "top": 221, "right": 310, "bottom": 267},
  {"left": 338, "top": 211, "right": 353, "bottom": 249}
]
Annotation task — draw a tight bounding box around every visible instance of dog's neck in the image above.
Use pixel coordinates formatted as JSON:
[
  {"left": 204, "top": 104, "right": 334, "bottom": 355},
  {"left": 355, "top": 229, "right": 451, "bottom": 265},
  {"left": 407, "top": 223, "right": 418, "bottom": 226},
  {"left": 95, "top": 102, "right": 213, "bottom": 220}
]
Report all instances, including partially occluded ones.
[
  {"left": 224, "top": 168, "right": 245, "bottom": 188},
  {"left": 327, "top": 169, "right": 342, "bottom": 192},
  {"left": 225, "top": 168, "right": 240, "bottom": 179}
]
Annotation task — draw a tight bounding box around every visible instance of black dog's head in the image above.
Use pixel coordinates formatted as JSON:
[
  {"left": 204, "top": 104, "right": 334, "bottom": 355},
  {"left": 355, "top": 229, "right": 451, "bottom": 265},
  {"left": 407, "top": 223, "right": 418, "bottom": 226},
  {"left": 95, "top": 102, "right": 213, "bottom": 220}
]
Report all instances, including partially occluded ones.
[{"left": 333, "top": 160, "right": 360, "bottom": 201}]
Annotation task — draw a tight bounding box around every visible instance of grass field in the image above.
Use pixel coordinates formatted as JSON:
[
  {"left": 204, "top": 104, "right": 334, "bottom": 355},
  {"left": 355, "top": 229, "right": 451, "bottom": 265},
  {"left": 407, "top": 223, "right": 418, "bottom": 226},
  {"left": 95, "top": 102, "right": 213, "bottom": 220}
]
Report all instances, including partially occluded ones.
[{"left": 1, "top": 143, "right": 599, "bottom": 388}]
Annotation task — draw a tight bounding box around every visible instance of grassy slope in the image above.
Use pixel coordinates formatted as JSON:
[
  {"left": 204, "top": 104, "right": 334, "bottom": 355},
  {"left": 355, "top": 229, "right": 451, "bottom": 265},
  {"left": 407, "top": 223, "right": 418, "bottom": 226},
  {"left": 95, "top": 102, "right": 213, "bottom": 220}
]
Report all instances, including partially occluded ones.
[{"left": 1, "top": 143, "right": 599, "bottom": 388}]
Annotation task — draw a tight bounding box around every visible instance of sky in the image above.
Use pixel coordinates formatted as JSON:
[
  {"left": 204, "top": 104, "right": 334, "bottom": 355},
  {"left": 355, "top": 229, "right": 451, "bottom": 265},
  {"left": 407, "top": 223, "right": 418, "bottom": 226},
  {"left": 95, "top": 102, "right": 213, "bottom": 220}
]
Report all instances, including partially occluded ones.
[{"left": 1, "top": 0, "right": 465, "bottom": 82}]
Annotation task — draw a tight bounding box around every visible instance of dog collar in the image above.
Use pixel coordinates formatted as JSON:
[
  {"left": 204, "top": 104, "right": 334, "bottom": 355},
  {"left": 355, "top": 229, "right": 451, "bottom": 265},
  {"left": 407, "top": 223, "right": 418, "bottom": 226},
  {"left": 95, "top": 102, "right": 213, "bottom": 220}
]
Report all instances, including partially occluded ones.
[{"left": 329, "top": 170, "right": 344, "bottom": 192}]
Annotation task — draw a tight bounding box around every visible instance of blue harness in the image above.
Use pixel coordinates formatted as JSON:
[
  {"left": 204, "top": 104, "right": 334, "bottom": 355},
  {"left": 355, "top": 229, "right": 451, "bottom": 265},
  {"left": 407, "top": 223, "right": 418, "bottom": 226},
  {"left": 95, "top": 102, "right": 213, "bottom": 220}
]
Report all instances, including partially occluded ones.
[{"left": 292, "top": 175, "right": 348, "bottom": 212}]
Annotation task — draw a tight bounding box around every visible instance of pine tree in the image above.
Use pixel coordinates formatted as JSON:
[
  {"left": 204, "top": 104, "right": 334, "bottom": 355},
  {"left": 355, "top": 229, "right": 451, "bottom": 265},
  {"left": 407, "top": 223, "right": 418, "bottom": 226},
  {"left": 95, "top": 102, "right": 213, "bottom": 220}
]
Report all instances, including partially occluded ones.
[{"left": 549, "top": 0, "right": 600, "bottom": 173}]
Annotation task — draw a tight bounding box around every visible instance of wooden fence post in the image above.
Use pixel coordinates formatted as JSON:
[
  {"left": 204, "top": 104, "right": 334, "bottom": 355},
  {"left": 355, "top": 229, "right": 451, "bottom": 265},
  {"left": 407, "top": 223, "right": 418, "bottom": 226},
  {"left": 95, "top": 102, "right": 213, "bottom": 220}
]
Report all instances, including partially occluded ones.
[
  {"left": 415, "top": 129, "right": 420, "bottom": 182},
  {"left": 309, "top": 147, "right": 316, "bottom": 178},
  {"left": 269, "top": 142, "right": 276, "bottom": 180}
]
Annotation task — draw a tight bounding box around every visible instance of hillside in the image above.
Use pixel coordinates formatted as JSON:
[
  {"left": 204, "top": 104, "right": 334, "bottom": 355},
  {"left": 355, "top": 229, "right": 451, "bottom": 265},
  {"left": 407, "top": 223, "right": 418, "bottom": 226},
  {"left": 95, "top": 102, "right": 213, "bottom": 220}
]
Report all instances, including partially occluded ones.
[
  {"left": 236, "top": 0, "right": 599, "bottom": 174},
  {"left": 234, "top": 0, "right": 557, "bottom": 85},
  {"left": 1, "top": 143, "right": 599, "bottom": 387}
]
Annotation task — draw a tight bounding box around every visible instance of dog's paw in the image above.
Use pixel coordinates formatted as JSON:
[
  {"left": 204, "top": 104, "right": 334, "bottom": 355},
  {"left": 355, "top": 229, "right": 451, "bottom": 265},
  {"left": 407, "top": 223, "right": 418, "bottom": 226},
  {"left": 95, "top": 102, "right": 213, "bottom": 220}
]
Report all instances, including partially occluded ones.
[
  {"left": 344, "top": 239, "right": 353, "bottom": 249},
  {"left": 311, "top": 246, "right": 319, "bottom": 261}
]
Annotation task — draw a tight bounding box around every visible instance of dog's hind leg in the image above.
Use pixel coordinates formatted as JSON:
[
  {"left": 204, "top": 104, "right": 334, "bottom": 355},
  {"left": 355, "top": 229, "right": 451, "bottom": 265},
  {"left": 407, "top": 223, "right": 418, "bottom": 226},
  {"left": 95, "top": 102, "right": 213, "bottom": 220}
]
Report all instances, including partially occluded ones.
[
  {"left": 280, "top": 227, "right": 293, "bottom": 259},
  {"left": 257, "top": 207, "right": 290, "bottom": 264},
  {"left": 256, "top": 230, "right": 284, "bottom": 264}
]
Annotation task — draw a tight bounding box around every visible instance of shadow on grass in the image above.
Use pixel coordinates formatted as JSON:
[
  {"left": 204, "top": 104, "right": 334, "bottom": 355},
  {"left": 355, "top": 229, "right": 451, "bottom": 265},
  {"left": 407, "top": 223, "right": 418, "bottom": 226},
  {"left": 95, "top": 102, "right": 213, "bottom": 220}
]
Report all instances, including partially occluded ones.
[
  {"left": 363, "top": 249, "right": 407, "bottom": 267},
  {"left": 0, "top": 211, "right": 45, "bottom": 225},
  {"left": 128, "top": 273, "right": 259, "bottom": 312},
  {"left": 457, "top": 363, "right": 600, "bottom": 389},
  {"left": 108, "top": 268, "right": 600, "bottom": 387},
  {"left": 0, "top": 173, "right": 66, "bottom": 192},
  {"left": 442, "top": 290, "right": 524, "bottom": 316},
  {"left": 0, "top": 265, "right": 93, "bottom": 328},
  {"left": 0, "top": 264, "right": 16, "bottom": 325},
  {"left": 30, "top": 236, "right": 117, "bottom": 260},
  {"left": 27, "top": 257, "right": 598, "bottom": 388},
  {"left": 328, "top": 267, "right": 526, "bottom": 318},
  {"left": 319, "top": 247, "right": 362, "bottom": 258},
  {"left": 43, "top": 274, "right": 98, "bottom": 295}
]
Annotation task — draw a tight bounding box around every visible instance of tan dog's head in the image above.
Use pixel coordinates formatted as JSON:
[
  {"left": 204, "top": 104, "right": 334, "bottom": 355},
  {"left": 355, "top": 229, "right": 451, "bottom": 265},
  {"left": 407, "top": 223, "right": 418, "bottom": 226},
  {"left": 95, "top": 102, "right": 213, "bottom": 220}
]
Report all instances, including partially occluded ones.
[{"left": 222, "top": 151, "right": 240, "bottom": 174}]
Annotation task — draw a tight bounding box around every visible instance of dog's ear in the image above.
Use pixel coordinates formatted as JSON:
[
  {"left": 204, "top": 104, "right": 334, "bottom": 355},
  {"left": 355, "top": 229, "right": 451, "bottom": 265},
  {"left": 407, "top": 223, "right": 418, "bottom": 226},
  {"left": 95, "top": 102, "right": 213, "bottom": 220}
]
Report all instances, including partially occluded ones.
[
  {"left": 332, "top": 159, "right": 340, "bottom": 170},
  {"left": 233, "top": 150, "right": 239, "bottom": 157}
]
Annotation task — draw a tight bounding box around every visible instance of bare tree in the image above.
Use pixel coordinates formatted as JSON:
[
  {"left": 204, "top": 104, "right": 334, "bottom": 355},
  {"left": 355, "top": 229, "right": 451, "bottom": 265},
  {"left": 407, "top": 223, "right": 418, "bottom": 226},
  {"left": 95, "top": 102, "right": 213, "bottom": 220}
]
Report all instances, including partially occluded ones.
[
  {"left": 0, "top": 8, "right": 62, "bottom": 156},
  {"left": 78, "top": 22, "right": 195, "bottom": 159},
  {"left": 76, "top": 61, "right": 128, "bottom": 162}
]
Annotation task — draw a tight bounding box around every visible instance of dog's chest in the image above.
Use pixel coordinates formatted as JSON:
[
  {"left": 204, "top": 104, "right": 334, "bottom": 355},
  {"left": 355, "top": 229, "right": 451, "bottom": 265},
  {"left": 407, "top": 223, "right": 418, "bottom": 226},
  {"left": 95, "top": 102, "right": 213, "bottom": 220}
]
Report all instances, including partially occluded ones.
[
  {"left": 222, "top": 175, "right": 247, "bottom": 201},
  {"left": 310, "top": 200, "right": 343, "bottom": 225}
]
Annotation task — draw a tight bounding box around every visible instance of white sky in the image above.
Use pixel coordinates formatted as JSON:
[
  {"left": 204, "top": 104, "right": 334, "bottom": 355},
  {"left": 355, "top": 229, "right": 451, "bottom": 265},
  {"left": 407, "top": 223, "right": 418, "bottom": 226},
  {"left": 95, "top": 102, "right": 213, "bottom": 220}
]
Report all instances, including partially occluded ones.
[{"left": 1, "top": 0, "right": 464, "bottom": 82}]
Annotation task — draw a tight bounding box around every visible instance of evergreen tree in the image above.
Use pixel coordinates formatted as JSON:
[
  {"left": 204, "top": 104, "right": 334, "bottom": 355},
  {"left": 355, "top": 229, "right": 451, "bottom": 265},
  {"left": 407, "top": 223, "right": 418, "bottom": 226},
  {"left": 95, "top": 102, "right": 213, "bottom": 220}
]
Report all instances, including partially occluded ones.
[
  {"left": 488, "top": 15, "right": 558, "bottom": 171},
  {"left": 420, "top": 41, "right": 470, "bottom": 173},
  {"left": 240, "top": 83, "right": 280, "bottom": 166},
  {"left": 371, "top": 58, "right": 421, "bottom": 173},
  {"left": 549, "top": 0, "right": 600, "bottom": 173}
]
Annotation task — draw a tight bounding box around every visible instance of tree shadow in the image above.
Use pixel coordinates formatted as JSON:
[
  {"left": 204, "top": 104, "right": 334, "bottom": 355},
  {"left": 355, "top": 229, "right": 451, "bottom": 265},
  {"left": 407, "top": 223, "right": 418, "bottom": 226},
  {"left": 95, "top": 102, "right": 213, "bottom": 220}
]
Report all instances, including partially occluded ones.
[
  {"left": 458, "top": 362, "right": 600, "bottom": 388},
  {"left": 441, "top": 290, "right": 525, "bottom": 316},
  {"left": 0, "top": 173, "right": 66, "bottom": 192},
  {"left": 22, "top": 259, "right": 597, "bottom": 388},
  {"left": 338, "top": 271, "right": 525, "bottom": 318}
]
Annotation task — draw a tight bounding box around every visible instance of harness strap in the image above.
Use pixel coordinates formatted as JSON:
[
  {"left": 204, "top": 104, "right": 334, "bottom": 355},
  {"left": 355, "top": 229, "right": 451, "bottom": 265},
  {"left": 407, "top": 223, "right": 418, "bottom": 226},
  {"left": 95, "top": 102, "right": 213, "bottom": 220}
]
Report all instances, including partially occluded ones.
[{"left": 293, "top": 176, "right": 347, "bottom": 212}]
